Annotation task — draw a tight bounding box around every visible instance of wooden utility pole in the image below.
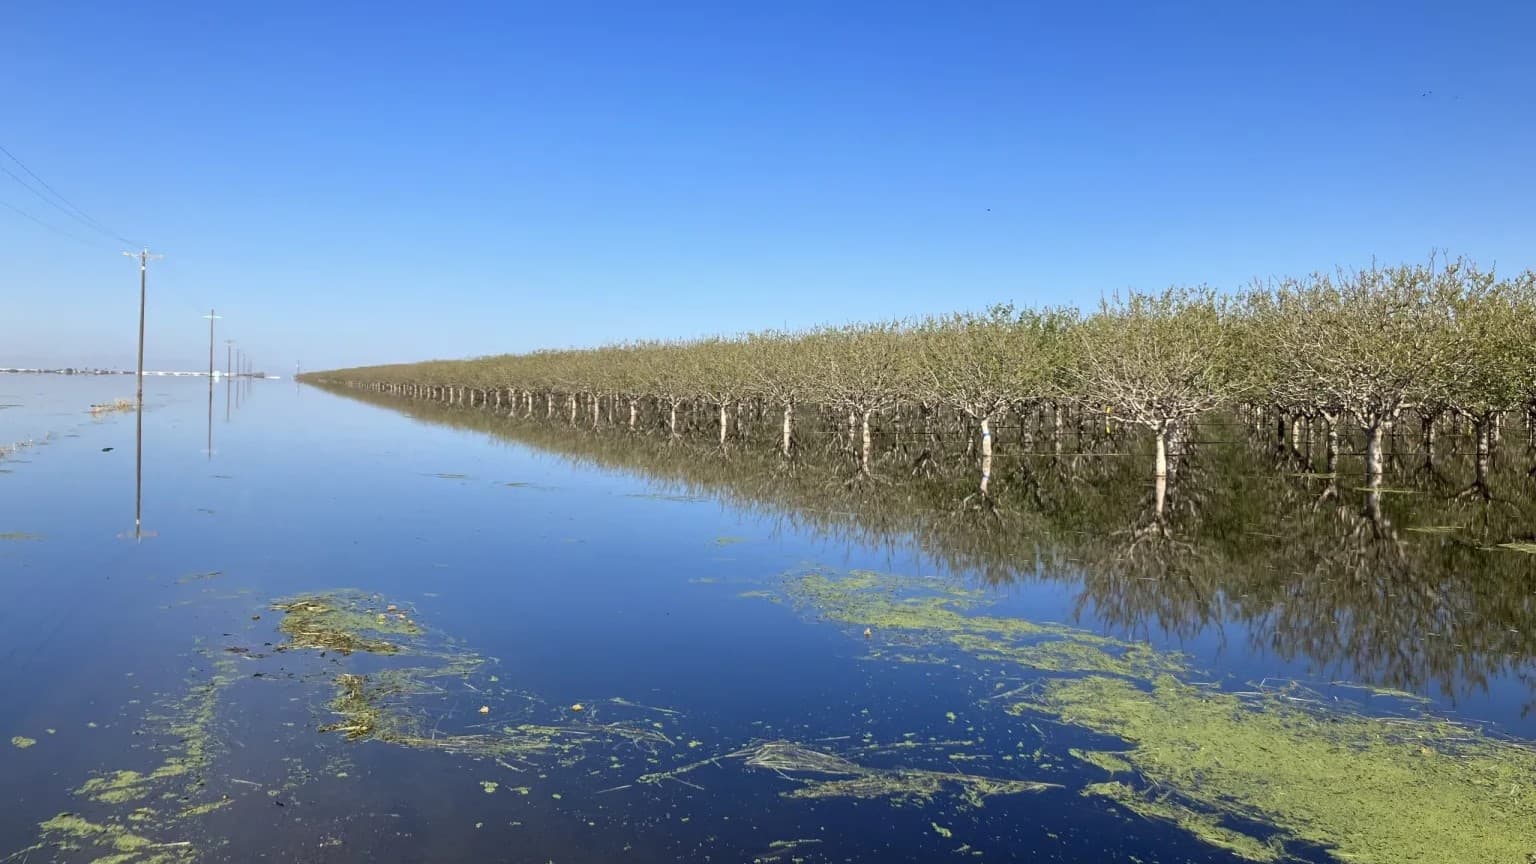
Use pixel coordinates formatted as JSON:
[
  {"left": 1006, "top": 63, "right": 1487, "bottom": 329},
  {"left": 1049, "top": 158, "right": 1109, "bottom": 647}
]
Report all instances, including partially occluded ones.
[
  {"left": 122, "top": 248, "right": 163, "bottom": 402},
  {"left": 203, "top": 309, "right": 221, "bottom": 379}
]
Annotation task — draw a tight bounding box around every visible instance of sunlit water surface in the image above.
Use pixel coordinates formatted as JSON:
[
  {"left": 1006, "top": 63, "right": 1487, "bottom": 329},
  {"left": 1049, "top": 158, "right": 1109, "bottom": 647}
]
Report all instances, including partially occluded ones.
[{"left": 2, "top": 376, "right": 1533, "bottom": 863}]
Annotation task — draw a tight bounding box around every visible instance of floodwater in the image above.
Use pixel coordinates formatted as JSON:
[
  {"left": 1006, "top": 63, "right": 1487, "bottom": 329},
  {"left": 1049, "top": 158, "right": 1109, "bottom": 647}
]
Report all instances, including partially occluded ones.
[{"left": 2, "top": 375, "right": 1534, "bottom": 863}]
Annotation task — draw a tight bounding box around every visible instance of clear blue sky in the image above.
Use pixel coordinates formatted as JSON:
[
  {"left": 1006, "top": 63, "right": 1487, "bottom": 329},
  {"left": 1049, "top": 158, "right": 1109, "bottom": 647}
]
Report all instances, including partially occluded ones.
[{"left": 3, "top": 1, "right": 1533, "bottom": 372}]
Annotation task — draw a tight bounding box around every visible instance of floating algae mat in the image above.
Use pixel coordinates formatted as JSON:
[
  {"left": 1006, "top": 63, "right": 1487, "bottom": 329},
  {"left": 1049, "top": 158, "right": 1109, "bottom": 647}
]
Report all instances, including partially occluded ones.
[
  {"left": 19, "top": 591, "right": 684, "bottom": 863},
  {"left": 757, "top": 569, "right": 1536, "bottom": 863},
  {"left": 19, "top": 655, "right": 240, "bottom": 864},
  {"left": 272, "top": 592, "right": 676, "bottom": 766},
  {"left": 641, "top": 740, "right": 1058, "bottom": 807}
]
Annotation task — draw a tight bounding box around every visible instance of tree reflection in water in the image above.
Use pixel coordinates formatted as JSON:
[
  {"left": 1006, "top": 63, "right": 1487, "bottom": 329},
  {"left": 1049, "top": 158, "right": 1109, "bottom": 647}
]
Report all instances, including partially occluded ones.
[{"left": 334, "top": 387, "right": 1536, "bottom": 704}]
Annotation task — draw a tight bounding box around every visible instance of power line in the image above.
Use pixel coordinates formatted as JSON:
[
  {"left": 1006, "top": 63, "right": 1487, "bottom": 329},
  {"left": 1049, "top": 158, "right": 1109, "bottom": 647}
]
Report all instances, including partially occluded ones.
[
  {"left": 0, "top": 142, "right": 137, "bottom": 247},
  {"left": 0, "top": 192, "right": 112, "bottom": 249}
]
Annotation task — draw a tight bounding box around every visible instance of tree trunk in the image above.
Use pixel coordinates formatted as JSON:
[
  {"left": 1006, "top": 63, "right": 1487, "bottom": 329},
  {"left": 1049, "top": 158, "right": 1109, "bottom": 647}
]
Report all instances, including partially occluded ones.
[
  {"left": 979, "top": 416, "right": 993, "bottom": 495},
  {"left": 1422, "top": 413, "right": 1438, "bottom": 470},
  {"left": 1324, "top": 413, "right": 1340, "bottom": 474},
  {"left": 591, "top": 394, "right": 600, "bottom": 428},
  {"left": 1475, "top": 415, "right": 1493, "bottom": 491},
  {"left": 628, "top": 399, "right": 638, "bottom": 431},
  {"left": 568, "top": 394, "right": 577, "bottom": 426},
  {"left": 718, "top": 402, "right": 729, "bottom": 446},
  {"left": 781, "top": 400, "right": 794, "bottom": 458},
  {"left": 860, "top": 409, "right": 874, "bottom": 475},
  {"left": 1154, "top": 424, "right": 1169, "bottom": 479},
  {"left": 1365, "top": 422, "right": 1385, "bottom": 487},
  {"left": 668, "top": 401, "right": 679, "bottom": 437}
]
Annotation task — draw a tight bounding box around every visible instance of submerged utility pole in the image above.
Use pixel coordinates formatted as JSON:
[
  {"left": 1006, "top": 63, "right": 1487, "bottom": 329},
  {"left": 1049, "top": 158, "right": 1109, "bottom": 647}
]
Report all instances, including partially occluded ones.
[
  {"left": 226, "top": 340, "right": 235, "bottom": 378},
  {"left": 203, "top": 309, "right": 221, "bottom": 379},
  {"left": 122, "top": 248, "right": 163, "bottom": 403}
]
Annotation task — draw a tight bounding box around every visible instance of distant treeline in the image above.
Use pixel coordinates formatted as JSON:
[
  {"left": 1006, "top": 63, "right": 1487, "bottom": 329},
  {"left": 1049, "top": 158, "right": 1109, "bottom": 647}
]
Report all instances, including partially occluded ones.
[{"left": 303, "top": 258, "right": 1536, "bottom": 482}]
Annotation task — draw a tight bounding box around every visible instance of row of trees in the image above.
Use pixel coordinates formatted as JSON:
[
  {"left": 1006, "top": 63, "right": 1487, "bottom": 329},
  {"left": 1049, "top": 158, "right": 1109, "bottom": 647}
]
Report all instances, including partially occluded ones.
[{"left": 304, "top": 258, "right": 1536, "bottom": 483}]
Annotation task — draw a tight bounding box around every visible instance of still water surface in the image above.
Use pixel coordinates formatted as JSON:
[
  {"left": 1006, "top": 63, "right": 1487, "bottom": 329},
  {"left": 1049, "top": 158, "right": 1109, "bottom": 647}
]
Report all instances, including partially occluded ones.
[{"left": 2, "top": 376, "right": 1533, "bottom": 862}]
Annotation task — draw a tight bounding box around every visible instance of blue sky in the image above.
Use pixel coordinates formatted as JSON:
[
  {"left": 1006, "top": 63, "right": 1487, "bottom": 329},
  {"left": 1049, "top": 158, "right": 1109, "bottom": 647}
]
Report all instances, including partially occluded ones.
[{"left": 2, "top": 1, "right": 1533, "bottom": 372}]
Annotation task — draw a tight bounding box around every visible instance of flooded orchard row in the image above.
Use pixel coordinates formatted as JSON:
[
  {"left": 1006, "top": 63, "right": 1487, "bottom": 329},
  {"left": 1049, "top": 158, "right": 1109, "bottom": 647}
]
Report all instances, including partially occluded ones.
[{"left": 1, "top": 377, "right": 1533, "bottom": 863}]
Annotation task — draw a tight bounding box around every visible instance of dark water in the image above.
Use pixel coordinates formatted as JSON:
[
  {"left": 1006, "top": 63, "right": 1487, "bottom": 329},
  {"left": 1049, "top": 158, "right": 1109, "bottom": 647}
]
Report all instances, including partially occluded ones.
[{"left": 2, "top": 376, "right": 1533, "bottom": 863}]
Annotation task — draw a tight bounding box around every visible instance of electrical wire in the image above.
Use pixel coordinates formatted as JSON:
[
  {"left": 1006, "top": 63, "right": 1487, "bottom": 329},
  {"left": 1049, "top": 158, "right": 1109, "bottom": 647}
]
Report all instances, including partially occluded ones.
[
  {"left": 0, "top": 142, "right": 138, "bottom": 247},
  {"left": 0, "top": 192, "right": 113, "bottom": 250}
]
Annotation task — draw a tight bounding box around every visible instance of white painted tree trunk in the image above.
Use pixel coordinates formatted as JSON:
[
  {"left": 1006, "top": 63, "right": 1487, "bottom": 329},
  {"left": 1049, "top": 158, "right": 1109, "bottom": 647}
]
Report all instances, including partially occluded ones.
[
  {"left": 1365, "top": 422, "right": 1385, "bottom": 486},
  {"left": 978, "top": 416, "right": 993, "bottom": 495},
  {"left": 860, "top": 410, "right": 873, "bottom": 475},
  {"left": 1475, "top": 415, "right": 1492, "bottom": 489},
  {"left": 781, "top": 401, "right": 794, "bottom": 458},
  {"left": 1324, "top": 414, "right": 1340, "bottom": 474}
]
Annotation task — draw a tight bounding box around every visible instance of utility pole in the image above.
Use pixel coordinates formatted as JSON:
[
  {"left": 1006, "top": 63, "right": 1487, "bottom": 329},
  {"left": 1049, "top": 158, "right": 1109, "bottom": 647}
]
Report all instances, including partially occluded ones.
[
  {"left": 122, "top": 248, "right": 163, "bottom": 403},
  {"left": 226, "top": 340, "right": 235, "bottom": 378},
  {"left": 203, "top": 309, "right": 221, "bottom": 379}
]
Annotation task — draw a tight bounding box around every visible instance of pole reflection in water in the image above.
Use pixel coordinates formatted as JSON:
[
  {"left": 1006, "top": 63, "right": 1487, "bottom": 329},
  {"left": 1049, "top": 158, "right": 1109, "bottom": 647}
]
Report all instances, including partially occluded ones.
[
  {"left": 133, "top": 391, "right": 143, "bottom": 541},
  {"left": 205, "top": 379, "right": 214, "bottom": 460}
]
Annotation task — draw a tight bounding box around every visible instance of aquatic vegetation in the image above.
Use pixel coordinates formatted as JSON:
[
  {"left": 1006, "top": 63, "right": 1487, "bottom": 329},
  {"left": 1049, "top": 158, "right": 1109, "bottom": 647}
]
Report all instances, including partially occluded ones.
[
  {"left": 18, "top": 654, "right": 239, "bottom": 862},
  {"left": 0, "top": 532, "right": 42, "bottom": 542},
  {"left": 276, "top": 591, "right": 676, "bottom": 774},
  {"left": 779, "top": 570, "right": 1183, "bottom": 679},
  {"left": 10, "top": 736, "right": 36, "bottom": 749},
  {"left": 1022, "top": 675, "right": 1536, "bottom": 863},
  {"left": 89, "top": 398, "right": 137, "bottom": 414},
  {"left": 775, "top": 568, "right": 1536, "bottom": 863},
  {"left": 272, "top": 593, "right": 421, "bottom": 655},
  {"left": 33, "top": 813, "right": 189, "bottom": 864},
  {"left": 640, "top": 740, "right": 1057, "bottom": 808}
]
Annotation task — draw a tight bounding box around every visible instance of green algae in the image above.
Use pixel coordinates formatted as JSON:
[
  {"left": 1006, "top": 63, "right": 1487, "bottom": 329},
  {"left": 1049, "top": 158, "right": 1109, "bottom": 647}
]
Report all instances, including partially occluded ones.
[
  {"left": 36, "top": 813, "right": 192, "bottom": 864},
  {"left": 775, "top": 570, "right": 1181, "bottom": 679},
  {"left": 1085, "top": 782, "right": 1283, "bottom": 862},
  {"left": 10, "top": 735, "right": 36, "bottom": 749},
  {"left": 281, "top": 591, "right": 676, "bottom": 783},
  {"left": 273, "top": 593, "right": 422, "bottom": 655},
  {"left": 774, "top": 568, "right": 1536, "bottom": 863},
  {"left": 480, "top": 781, "right": 499, "bottom": 794},
  {"left": 640, "top": 739, "right": 1057, "bottom": 808},
  {"left": 1021, "top": 675, "right": 1536, "bottom": 863},
  {"left": 0, "top": 532, "right": 42, "bottom": 541}
]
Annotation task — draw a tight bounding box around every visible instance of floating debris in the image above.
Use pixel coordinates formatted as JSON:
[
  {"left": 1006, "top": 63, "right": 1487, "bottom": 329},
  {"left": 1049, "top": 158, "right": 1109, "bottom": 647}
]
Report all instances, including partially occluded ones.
[
  {"left": 89, "top": 398, "right": 136, "bottom": 414},
  {"left": 272, "top": 593, "right": 421, "bottom": 655},
  {"left": 10, "top": 736, "right": 37, "bottom": 749},
  {"left": 641, "top": 740, "right": 1057, "bottom": 807}
]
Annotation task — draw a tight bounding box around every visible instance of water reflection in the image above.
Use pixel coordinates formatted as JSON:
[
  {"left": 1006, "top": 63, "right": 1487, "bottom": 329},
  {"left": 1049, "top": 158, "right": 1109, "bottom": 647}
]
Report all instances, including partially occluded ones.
[{"left": 327, "top": 388, "right": 1536, "bottom": 703}]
